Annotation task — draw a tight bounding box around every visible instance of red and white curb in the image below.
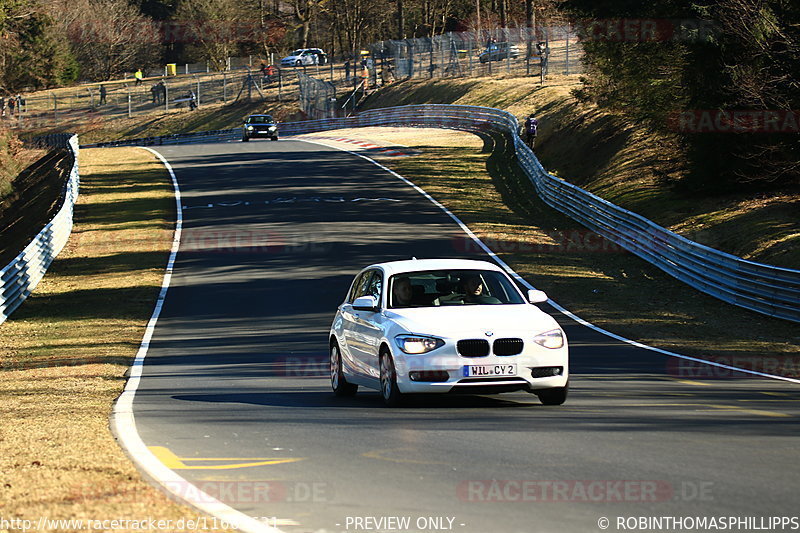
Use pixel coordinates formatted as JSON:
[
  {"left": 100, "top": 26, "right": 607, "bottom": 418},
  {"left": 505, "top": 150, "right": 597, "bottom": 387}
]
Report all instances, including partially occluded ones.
[{"left": 291, "top": 134, "right": 419, "bottom": 157}]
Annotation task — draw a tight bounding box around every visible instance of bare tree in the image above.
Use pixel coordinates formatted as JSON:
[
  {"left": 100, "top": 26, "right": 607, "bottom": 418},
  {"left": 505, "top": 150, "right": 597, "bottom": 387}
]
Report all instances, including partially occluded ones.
[
  {"left": 328, "top": 0, "right": 386, "bottom": 55},
  {"left": 173, "top": 0, "right": 249, "bottom": 71},
  {"left": 525, "top": 0, "right": 534, "bottom": 56},
  {"left": 293, "top": 0, "right": 312, "bottom": 48},
  {"left": 48, "top": 0, "right": 159, "bottom": 80}
]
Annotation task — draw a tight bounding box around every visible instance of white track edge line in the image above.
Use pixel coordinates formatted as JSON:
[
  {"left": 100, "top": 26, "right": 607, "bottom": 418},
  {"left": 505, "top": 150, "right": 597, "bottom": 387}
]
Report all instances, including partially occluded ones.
[
  {"left": 298, "top": 138, "right": 800, "bottom": 386},
  {"left": 109, "top": 146, "right": 284, "bottom": 533}
]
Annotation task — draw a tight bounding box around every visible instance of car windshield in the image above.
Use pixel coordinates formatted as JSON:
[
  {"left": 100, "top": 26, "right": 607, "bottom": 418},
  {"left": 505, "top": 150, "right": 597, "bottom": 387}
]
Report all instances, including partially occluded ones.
[
  {"left": 388, "top": 269, "right": 525, "bottom": 308},
  {"left": 246, "top": 116, "right": 273, "bottom": 124}
]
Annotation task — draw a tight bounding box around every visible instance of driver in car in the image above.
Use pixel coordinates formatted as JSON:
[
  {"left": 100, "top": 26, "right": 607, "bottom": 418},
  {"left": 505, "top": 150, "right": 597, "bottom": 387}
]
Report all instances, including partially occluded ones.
[
  {"left": 392, "top": 277, "right": 413, "bottom": 307},
  {"left": 463, "top": 276, "right": 501, "bottom": 304}
]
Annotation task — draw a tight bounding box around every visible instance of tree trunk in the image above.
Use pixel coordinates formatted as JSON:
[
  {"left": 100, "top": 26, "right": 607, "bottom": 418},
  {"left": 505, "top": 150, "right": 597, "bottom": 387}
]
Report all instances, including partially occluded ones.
[
  {"left": 301, "top": 19, "right": 310, "bottom": 47},
  {"left": 526, "top": 0, "right": 534, "bottom": 56},
  {"left": 397, "top": 0, "right": 404, "bottom": 39},
  {"left": 475, "top": 0, "right": 481, "bottom": 39}
]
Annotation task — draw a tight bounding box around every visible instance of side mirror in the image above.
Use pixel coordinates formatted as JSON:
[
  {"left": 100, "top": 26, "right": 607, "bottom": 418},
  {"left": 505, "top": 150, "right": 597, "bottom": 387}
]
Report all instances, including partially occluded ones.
[
  {"left": 527, "top": 289, "right": 548, "bottom": 304},
  {"left": 353, "top": 295, "right": 379, "bottom": 312}
]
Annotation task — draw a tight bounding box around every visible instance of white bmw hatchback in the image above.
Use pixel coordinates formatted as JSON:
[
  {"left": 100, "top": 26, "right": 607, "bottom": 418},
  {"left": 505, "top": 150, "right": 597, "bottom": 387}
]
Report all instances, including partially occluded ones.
[{"left": 329, "top": 259, "right": 569, "bottom": 406}]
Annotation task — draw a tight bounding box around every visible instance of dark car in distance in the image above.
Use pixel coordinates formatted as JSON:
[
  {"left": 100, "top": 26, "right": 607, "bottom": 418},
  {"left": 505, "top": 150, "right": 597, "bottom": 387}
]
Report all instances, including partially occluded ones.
[{"left": 242, "top": 114, "right": 278, "bottom": 142}]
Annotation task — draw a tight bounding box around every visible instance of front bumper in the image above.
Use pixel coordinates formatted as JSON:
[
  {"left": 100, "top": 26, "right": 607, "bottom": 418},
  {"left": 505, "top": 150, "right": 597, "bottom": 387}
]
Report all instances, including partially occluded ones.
[
  {"left": 244, "top": 128, "right": 278, "bottom": 138},
  {"left": 392, "top": 345, "right": 568, "bottom": 394}
]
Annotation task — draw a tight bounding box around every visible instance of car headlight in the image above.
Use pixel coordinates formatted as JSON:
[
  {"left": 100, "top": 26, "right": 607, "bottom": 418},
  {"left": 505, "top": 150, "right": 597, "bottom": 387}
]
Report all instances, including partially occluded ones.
[
  {"left": 268, "top": 126, "right": 277, "bottom": 131},
  {"left": 533, "top": 329, "right": 564, "bottom": 349},
  {"left": 395, "top": 335, "right": 444, "bottom": 355},
  {"left": 246, "top": 125, "right": 254, "bottom": 130}
]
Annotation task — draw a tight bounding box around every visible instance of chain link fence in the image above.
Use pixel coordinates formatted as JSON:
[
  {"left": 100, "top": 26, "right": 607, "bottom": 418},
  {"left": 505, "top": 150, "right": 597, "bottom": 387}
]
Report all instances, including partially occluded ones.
[
  {"left": 298, "top": 26, "right": 583, "bottom": 118},
  {"left": 297, "top": 73, "right": 338, "bottom": 119},
  {"left": 369, "top": 26, "right": 582, "bottom": 82},
  {"left": 3, "top": 67, "right": 299, "bottom": 131}
]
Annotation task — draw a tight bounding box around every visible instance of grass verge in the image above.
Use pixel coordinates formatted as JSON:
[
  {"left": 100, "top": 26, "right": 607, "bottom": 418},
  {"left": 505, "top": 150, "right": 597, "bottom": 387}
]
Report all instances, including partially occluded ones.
[
  {"left": 303, "top": 127, "right": 799, "bottom": 367},
  {"left": 0, "top": 147, "right": 225, "bottom": 528}
]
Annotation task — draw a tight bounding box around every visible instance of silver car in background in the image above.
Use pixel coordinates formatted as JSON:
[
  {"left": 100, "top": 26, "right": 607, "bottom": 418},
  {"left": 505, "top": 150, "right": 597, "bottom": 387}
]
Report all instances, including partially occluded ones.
[{"left": 280, "top": 48, "right": 327, "bottom": 67}]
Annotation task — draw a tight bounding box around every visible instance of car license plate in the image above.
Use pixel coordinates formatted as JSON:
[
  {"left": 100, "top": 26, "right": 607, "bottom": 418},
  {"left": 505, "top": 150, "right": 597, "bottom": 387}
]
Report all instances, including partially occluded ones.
[{"left": 463, "top": 364, "right": 517, "bottom": 377}]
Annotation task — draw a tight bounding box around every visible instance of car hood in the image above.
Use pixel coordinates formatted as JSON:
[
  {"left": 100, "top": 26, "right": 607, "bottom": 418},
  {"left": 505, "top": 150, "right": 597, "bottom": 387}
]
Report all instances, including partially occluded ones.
[{"left": 384, "top": 304, "right": 560, "bottom": 337}]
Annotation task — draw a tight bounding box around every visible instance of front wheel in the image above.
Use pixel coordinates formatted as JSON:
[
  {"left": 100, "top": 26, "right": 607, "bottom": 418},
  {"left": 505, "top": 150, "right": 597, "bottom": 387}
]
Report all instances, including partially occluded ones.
[
  {"left": 271, "top": 136, "right": 278, "bottom": 141},
  {"left": 536, "top": 382, "right": 568, "bottom": 405},
  {"left": 296, "top": 60, "right": 302, "bottom": 67},
  {"left": 379, "top": 350, "right": 404, "bottom": 407},
  {"left": 331, "top": 342, "right": 357, "bottom": 396},
  {"left": 242, "top": 136, "right": 249, "bottom": 142}
]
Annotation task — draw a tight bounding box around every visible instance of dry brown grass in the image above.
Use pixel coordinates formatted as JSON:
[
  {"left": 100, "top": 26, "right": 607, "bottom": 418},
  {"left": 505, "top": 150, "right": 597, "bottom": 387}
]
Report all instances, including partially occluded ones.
[{"left": 0, "top": 147, "right": 231, "bottom": 530}]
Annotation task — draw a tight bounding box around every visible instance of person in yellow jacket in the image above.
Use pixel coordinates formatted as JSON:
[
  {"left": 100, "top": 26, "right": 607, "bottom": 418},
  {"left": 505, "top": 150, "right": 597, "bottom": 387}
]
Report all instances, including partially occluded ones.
[{"left": 134, "top": 69, "right": 143, "bottom": 86}]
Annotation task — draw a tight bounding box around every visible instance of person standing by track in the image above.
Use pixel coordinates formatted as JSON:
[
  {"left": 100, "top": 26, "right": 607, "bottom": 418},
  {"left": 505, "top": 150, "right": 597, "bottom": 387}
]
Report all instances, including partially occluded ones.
[{"left": 524, "top": 113, "right": 539, "bottom": 150}]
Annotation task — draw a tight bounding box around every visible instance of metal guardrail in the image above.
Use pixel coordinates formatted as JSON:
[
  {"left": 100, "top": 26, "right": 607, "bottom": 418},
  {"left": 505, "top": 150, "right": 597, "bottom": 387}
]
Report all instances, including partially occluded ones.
[
  {"left": 81, "top": 105, "right": 800, "bottom": 322},
  {"left": 0, "top": 135, "right": 80, "bottom": 325},
  {"left": 82, "top": 129, "right": 241, "bottom": 148}
]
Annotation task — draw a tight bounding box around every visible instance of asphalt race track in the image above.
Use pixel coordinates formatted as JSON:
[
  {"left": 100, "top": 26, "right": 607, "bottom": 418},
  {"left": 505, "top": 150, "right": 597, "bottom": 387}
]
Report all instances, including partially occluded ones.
[{"left": 132, "top": 138, "right": 800, "bottom": 533}]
